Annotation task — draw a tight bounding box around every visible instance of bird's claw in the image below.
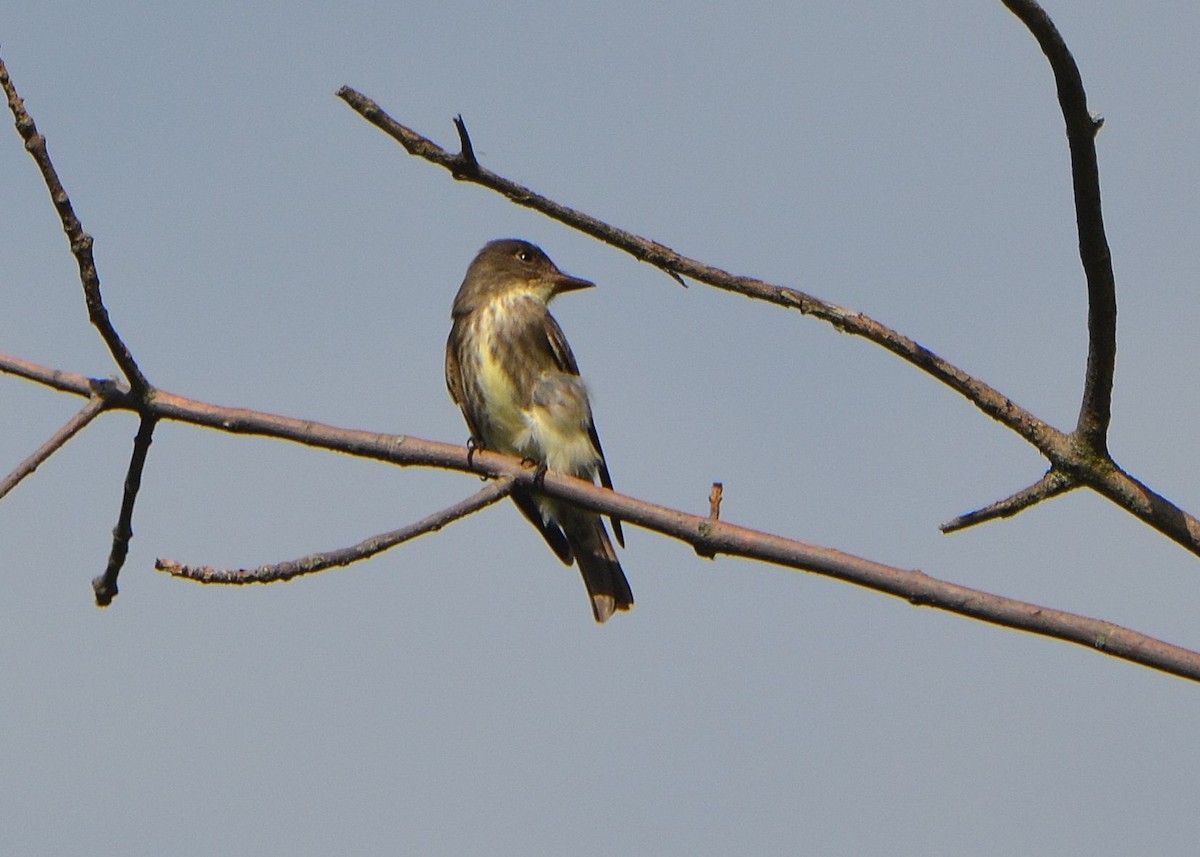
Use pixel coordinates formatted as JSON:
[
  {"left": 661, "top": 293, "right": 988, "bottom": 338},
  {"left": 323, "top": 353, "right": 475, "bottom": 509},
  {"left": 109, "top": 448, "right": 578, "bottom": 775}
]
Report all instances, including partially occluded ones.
[
  {"left": 467, "top": 437, "right": 485, "bottom": 478},
  {"left": 521, "top": 458, "right": 549, "bottom": 490}
]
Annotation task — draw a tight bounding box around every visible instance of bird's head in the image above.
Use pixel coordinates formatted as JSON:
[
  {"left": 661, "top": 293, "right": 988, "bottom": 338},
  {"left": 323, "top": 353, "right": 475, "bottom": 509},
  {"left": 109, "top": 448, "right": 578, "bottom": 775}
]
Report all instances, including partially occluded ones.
[{"left": 453, "top": 239, "right": 594, "bottom": 313}]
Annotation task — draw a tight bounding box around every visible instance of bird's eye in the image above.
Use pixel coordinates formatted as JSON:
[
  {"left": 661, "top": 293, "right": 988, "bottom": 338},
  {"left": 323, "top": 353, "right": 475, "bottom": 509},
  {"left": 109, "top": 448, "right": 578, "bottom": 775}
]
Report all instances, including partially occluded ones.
[{"left": 515, "top": 249, "right": 532, "bottom": 263}]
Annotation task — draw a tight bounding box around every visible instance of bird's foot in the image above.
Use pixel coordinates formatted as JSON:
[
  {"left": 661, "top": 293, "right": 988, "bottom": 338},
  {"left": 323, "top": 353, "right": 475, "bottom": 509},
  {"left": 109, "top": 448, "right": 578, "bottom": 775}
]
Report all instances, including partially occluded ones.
[
  {"left": 521, "top": 457, "right": 549, "bottom": 490},
  {"left": 467, "top": 437, "right": 485, "bottom": 478}
]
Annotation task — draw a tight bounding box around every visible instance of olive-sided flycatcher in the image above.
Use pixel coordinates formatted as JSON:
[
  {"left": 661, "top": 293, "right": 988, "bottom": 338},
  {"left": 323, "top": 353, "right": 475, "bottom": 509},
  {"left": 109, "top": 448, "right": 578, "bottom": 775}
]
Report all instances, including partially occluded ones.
[{"left": 445, "top": 239, "right": 633, "bottom": 622}]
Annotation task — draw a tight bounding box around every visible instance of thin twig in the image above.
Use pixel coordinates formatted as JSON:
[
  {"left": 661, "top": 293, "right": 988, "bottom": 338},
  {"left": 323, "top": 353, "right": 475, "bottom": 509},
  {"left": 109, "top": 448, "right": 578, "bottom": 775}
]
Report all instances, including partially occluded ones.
[
  {"left": 0, "top": 53, "right": 150, "bottom": 394},
  {"left": 942, "top": 470, "right": 1076, "bottom": 533},
  {"left": 695, "top": 482, "right": 724, "bottom": 558},
  {"left": 451, "top": 113, "right": 480, "bottom": 177},
  {"left": 155, "top": 477, "right": 515, "bottom": 584},
  {"left": 0, "top": 352, "right": 114, "bottom": 397},
  {"left": 92, "top": 414, "right": 157, "bottom": 606},
  {"left": 0, "top": 397, "right": 107, "bottom": 500},
  {"left": 708, "top": 482, "right": 724, "bottom": 520}
]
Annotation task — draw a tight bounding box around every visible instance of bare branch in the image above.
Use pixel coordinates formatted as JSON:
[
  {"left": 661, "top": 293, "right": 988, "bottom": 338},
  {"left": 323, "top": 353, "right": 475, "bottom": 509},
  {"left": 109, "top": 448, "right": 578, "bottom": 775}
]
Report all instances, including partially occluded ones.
[
  {"left": 942, "top": 470, "right": 1076, "bottom": 534},
  {"left": 1002, "top": 0, "right": 1116, "bottom": 451},
  {"left": 0, "top": 54, "right": 150, "bottom": 394},
  {"left": 0, "top": 352, "right": 111, "bottom": 397},
  {"left": 6, "top": 358, "right": 1193, "bottom": 677},
  {"left": 0, "top": 397, "right": 107, "bottom": 501},
  {"left": 699, "top": 525, "right": 1200, "bottom": 683},
  {"left": 151, "top": 386, "right": 1200, "bottom": 680},
  {"left": 1, "top": 346, "right": 1197, "bottom": 677},
  {"left": 336, "top": 89, "right": 1063, "bottom": 453},
  {"left": 92, "top": 415, "right": 157, "bottom": 606},
  {"left": 156, "top": 476, "right": 516, "bottom": 584}
]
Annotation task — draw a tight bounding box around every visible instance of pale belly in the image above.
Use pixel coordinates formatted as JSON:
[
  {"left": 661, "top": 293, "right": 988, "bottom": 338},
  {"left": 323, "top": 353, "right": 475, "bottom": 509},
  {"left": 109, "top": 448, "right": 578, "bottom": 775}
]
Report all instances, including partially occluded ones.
[{"left": 474, "top": 339, "right": 598, "bottom": 478}]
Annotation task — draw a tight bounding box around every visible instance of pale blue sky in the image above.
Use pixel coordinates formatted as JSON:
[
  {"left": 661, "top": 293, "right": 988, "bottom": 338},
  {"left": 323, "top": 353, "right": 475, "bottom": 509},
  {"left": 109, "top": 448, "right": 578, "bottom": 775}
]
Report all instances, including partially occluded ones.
[{"left": 3, "top": 2, "right": 1199, "bottom": 854}]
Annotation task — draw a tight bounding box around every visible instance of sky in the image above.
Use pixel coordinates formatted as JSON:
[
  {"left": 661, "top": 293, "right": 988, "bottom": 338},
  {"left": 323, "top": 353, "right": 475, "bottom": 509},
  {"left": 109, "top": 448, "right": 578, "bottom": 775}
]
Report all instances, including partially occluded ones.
[{"left": 2, "top": 2, "right": 1199, "bottom": 854}]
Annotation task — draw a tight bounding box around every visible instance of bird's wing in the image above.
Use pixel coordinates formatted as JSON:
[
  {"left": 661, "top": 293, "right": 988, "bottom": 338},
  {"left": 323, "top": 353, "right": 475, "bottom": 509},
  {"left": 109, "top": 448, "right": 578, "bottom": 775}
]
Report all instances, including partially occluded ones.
[
  {"left": 590, "top": 428, "right": 625, "bottom": 547},
  {"left": 445, "top": 324, "right": 466, "bottom": 405},
  {"left": 543, "top": 314, "right": 625, "bottom": 547},
  {"left": 543, "top": 313, "right": 581, "bottom": 376},
  {"left": 445, "top": 322, "right": 484, "bottom": 443}
]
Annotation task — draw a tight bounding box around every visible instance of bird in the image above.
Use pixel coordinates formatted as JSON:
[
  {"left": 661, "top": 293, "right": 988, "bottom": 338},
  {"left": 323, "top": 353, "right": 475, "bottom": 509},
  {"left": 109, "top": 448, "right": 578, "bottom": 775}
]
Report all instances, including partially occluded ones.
[{"left": 445, "top": 238, "right": 633, "bottom": 622}]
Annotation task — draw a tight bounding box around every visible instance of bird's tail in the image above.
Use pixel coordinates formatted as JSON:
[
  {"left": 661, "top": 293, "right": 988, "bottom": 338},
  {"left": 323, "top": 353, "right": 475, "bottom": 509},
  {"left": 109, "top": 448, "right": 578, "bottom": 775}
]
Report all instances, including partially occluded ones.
[{"left": 561, "top": 507, "right": 634, "bottom": 623}]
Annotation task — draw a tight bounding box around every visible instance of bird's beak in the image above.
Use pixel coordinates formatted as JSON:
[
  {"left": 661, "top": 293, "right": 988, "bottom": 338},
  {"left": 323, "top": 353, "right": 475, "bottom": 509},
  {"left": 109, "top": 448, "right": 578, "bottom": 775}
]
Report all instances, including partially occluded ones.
[{"left": 549, "top": 270, "right": 595, "bottom": 295}]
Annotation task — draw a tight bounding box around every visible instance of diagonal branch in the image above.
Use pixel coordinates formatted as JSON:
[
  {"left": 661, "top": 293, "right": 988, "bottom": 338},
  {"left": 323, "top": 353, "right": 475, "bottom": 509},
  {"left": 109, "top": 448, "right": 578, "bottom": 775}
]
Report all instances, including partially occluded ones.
[
  {"left": 942, "top": 469, "right": 1076, "bottom": 533},
  {"left": 111, "top": 400, "right": 1200, "bottom": 684},
  {"left": 336, "top": 87, "right": 1063, "bottom": 458},
  {"left": 155, "top": 476, "right": 516, "bottom": 584},
  {"left": 0, "top": 396, "right": 108, "bottom": 501},
  {"left": 0, "top": 352, "right": 122, "bottom": 398},
  {"left": 0, "top": 54, "right": 150, "bottom": 395}
]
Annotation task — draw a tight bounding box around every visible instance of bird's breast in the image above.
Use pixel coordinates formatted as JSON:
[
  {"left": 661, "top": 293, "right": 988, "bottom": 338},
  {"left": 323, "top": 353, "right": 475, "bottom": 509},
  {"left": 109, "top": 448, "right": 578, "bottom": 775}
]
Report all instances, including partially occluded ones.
[
  {"left": 458, "top": 296, "right": 599, "bottom": 477},
  {"left": 466, "top": 308, "right": 531, "bottom": 456}
]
